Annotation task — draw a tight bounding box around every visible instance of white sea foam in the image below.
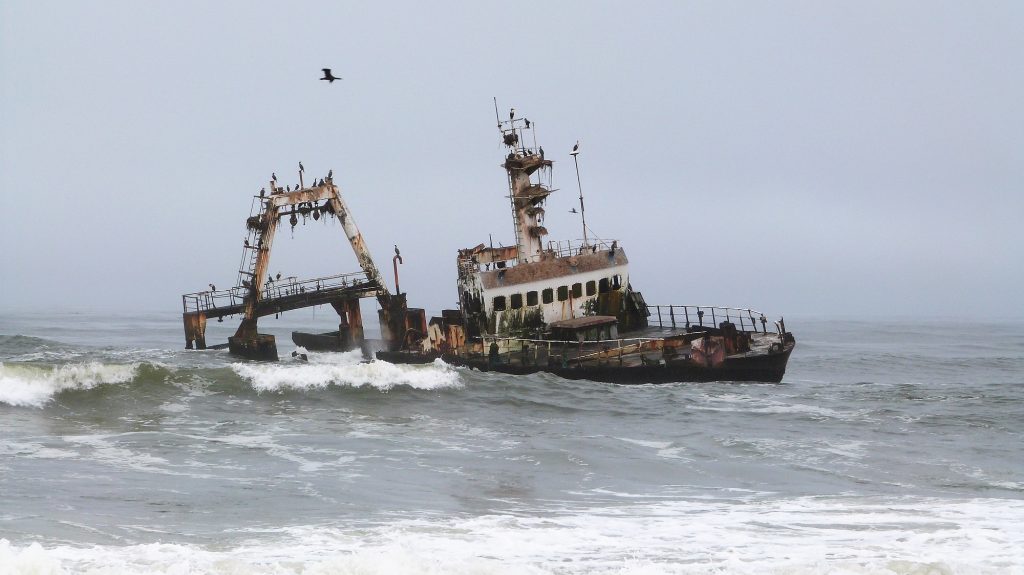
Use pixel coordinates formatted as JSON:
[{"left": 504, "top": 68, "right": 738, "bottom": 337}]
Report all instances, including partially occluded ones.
[
  {"left": 231, "top": 352, "right": 462, "bottom": 392},
  {"left": 2, "top": 497, "right": 1021, "bottom": 574},
  {"left": 0, "top": 441, "right": 78, "bottom": 460},
  {"left": 0, "top": 361, "right": 138, "bottom": 407},
  {"left": 61, "top": 434, "right": 175, "bottom": 475},
  {"left": 615, "top": 437, "right": 690, "bottom": 460},
  {"left": 693, "top": 394, "right": 866, "bottom": 420}
]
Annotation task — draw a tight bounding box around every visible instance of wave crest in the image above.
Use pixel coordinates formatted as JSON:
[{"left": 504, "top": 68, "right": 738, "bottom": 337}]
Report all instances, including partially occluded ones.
[
  {"left": 231, "top": 351, "right": 462, "bottom": 392},
  {"left": 0, "top": 361, "right": 139, "bottom": 407}
]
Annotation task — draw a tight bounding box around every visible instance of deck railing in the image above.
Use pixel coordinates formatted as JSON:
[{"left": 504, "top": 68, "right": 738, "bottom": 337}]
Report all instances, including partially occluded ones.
[
  {"left": 646, "top": 305, "right": 768, "bottom": 334},
  {"left": 182, "top": 271, "right": 372, "bottom": 314},
  {"left": 478, "top": 334, "right": 664, "bottom": 367},
  {"left": 544, "top": 238, "right": 618, "bottom": 259}
]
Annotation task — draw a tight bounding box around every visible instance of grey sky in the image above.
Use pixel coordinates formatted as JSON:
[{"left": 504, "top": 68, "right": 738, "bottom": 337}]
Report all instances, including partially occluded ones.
[{"left": 2, "top": 1, "right": 1021, "bottom": 320}]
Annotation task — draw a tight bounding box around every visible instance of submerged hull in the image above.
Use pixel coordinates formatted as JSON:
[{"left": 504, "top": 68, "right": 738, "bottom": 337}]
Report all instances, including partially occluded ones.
[
  {"left": 291, "top": 331, "right": 354, "bottom": 352},
  {"left": 378, "top": 342, "right": 794, "bottom": 384}
]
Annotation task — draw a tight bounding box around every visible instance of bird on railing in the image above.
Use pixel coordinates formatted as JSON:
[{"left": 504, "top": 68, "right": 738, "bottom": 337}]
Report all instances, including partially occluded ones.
[{"left": 209, "top": 283, "right": 216, "bottom": 292}]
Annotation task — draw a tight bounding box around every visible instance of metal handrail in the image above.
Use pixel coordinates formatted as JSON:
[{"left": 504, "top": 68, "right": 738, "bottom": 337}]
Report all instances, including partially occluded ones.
[
  {"left": 544, "top": 238, "right": 618, "bottom": 259},
  {"left": 182, "top": 271, "right": 372, "bottom": 314},
  {"left": 646, "top": 304, "right": 768, "bottom": 334}
]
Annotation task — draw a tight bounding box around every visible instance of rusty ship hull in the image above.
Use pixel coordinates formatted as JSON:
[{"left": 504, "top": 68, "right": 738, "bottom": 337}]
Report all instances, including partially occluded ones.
[{"left": 380, "top": 341, "right": 794, "bottom": 384}]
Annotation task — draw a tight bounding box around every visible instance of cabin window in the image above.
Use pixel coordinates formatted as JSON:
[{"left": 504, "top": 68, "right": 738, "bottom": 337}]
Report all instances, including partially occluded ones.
[
  {"left": 599, "top": 278, "right": 610, "bottom": 293},
  {"left": 542, "top": 288, "right": 554, "bottom": 304},
  {"left": 571, "top": 283, "right": 583, "bottom": 298},
  {"left": 612, "top": 275, "right": 622, "bottom": 289},
  {"left": 557, "top": 286, "right": 569, "bottom": 301},
  {"left": 493, "top": 296, "right": 506, "bottom": 311},
  {"left": 586, "top": 280, "right": 596, "bottom": 296},
  {"left": 526, "top": 291, "right": 538, "bottom": 306},
  {"left": 510, "top": 293, "right": 523, "bottom": 310}
]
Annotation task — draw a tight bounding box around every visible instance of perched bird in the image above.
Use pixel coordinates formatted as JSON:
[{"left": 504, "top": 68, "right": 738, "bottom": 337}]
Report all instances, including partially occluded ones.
[
  {"left": 320, "top": 68, "right": 341, "bottom": 83},
  {"left": 394, "top": 244, "right": 401, "bottom": 256},
  {"left": 327, "top": 169, "right": 333, "bottom": 179},
  {"left": 539, "top": 146, "right": 545, "bottom": 160},
  {"left": 272, "top": 172, "right": 277, "bottom": 182},
  {"left": 276, "top": 272, "right": 282, "bottom": 280},
  {"left": 259, "top": 187, "right": 265, "bottom": 197},
  {"left": 571, "top": 140, "right": 580, "bottom": 155},
  {"left": 244, "top": 239, "right": 250, "bottom": 248},
  {"left": 209, "top": 283, "right": 216, "bottom": 291},
  {"left": 299, "top": 161, "right": 304, "bottom": 173},
  {"left": 509, "top": 107, "right": 515, "bottom": 121},
  {"left": 286, "top": 185, "right": 291, "bottom": 192},
  {"left": 524, "top": 118, "right": 531, "bottom": 129}
]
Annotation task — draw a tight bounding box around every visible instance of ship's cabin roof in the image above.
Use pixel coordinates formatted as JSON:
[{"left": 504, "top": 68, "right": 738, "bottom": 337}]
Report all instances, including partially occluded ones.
[{"left": 549, "top": 315, "right": 619, "bottom": 342}]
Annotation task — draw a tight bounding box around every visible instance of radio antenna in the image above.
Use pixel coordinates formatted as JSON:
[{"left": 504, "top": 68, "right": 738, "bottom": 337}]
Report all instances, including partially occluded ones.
[{"left": 570, "top": 141, "right": 588, "bottom": 248}]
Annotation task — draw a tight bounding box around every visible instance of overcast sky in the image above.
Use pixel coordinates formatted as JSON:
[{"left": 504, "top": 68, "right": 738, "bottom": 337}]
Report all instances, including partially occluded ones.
[{"left": 2, "top": 1, "right": 1021, "bottom": 321}]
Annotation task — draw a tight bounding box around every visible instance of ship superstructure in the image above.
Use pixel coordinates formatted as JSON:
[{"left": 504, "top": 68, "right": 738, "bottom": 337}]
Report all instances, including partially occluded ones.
[{"left": 456, "top": 112, "right": 647, "bottom": 341}]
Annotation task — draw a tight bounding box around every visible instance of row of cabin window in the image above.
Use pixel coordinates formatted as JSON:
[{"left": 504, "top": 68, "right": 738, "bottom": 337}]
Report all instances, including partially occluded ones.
[{"left": 492, "top": 275, "right": 621, "bottom": 312}]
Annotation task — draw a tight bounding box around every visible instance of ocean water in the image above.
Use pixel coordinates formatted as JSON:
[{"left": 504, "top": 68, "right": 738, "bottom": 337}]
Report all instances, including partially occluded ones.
[{"left": 1, "top": 311, "right": 1022, "bottom": 574}]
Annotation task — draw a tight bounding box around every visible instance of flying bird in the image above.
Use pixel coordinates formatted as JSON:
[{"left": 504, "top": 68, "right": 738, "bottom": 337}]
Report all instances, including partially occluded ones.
[
  {"left": 320, "top": 68, "right": 341, "bottom": 83},
  {"left": 569, "top": 208, "right": 578, "bottom": 213}
]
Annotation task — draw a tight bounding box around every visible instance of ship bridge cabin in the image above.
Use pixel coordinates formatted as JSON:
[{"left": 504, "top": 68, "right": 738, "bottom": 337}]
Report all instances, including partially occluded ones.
[{"left": 457, "top": 239, "right": 647, "bottom": 340}]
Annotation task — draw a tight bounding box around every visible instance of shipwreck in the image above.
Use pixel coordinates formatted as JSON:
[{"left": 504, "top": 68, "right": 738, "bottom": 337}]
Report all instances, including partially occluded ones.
[{"left": 182, "top": 106, "right": 795, "bottom": 383}]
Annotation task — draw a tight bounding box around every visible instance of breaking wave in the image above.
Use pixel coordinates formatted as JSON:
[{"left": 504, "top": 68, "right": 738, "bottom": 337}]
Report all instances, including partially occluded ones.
[
  {"left": 2, "top": 496, "right": 1022, "bottom": 574},
  {"left": 231, "top": 351, "right": 463, "bottom": 392},
  {"left": 0, "top": 361, "right": 140, "bottom": 407}
]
